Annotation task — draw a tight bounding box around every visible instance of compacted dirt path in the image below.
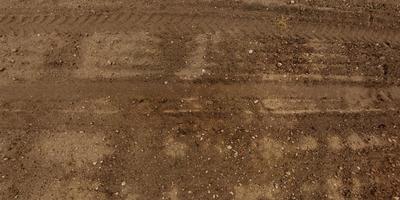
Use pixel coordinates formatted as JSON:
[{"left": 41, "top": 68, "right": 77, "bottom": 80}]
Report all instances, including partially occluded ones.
[{"left": 1, "top": 0, "right": 400, "bottom": 199}]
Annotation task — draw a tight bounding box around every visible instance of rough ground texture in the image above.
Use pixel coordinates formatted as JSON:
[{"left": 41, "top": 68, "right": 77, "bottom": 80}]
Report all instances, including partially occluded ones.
[{"left": 1, "top": 0, "right": 400, "bottom": 199}]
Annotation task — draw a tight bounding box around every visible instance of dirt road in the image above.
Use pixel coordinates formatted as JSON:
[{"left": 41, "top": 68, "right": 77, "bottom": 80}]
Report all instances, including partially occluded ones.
[{"left": 1, "top": 0, "right": 400, "bottom": 199}]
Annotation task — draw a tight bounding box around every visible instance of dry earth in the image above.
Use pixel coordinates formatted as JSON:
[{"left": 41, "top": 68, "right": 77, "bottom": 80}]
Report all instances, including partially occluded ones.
[{"left": 1, "top": 0, "right": 400, "bottom": 199}]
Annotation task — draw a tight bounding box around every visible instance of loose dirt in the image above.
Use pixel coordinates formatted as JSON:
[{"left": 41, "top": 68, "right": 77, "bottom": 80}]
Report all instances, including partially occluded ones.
[{"left": 1, "top": 0, "right": 400, "bottom": 199}]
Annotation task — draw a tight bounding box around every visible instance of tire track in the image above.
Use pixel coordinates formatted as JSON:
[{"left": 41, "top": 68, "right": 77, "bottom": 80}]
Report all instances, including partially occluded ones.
[
  {"left": 1, "top": 82, "right": 399, "bottom": 116},
  {"left": 0, "top": 11, "right": 399, "bottom": 44}
]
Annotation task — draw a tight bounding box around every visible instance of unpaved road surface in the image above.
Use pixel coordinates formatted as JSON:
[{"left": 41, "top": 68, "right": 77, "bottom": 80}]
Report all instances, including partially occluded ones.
[{"left": 1, "top": 0, "right": 400, "bottom": 199}]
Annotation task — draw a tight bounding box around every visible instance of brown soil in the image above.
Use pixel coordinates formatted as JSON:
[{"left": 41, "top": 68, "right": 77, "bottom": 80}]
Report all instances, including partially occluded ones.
[{"left": 1, "top": 0, "right": 400, "bottom": 199}]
